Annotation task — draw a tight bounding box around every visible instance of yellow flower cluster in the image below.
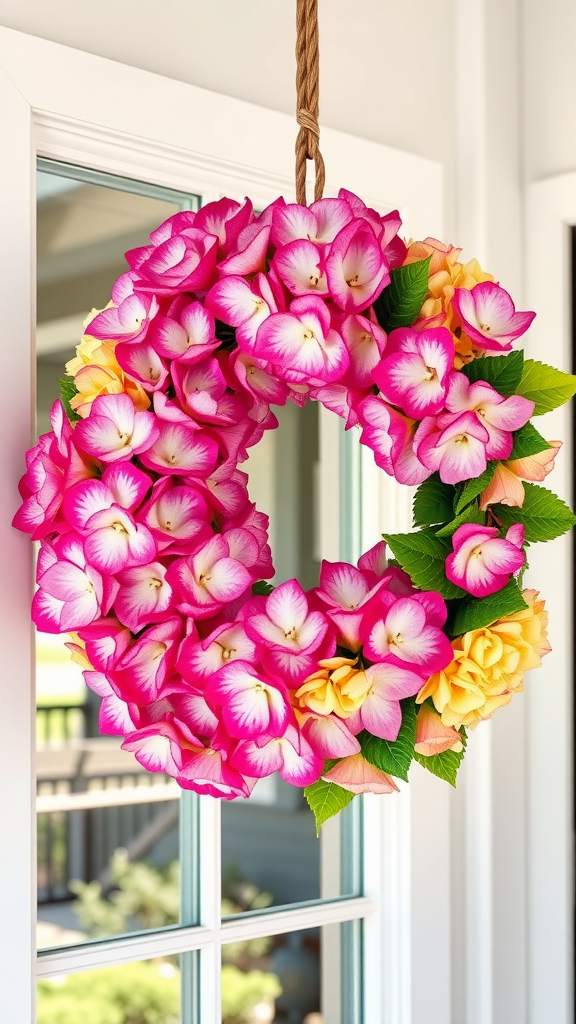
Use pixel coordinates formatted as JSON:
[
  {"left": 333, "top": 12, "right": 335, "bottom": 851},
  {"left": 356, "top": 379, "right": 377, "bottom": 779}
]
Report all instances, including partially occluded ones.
[
  {"left": 403, "top": 238, "right": 493, "bottom": 366},
  {"left": 416, "top": 590, "right": 550, "bottom": 729},
  {"left": 65, "top": 308, "right": 150, "bottom": 418}
]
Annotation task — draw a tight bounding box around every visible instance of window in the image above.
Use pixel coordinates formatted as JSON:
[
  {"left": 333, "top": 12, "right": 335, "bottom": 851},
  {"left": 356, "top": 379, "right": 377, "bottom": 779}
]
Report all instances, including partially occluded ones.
[
  {"left": 34, "top": 158, "right": 365, "bottom": 1023},
  {"left": 0, "top": 26, "right": 445, "bottom": 1024}
]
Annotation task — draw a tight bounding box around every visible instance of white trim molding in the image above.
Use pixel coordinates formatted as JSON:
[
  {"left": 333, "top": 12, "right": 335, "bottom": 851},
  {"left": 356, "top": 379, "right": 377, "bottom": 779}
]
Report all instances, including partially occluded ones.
[{"left": 525, "top": 171, "right": 575, "bottom": 1024}]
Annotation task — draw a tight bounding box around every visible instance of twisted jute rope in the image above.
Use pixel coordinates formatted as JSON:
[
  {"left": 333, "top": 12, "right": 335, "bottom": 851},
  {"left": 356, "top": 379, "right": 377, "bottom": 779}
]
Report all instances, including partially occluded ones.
[{"left": 295, "top": 0, "right": 325, "bottom": 206}]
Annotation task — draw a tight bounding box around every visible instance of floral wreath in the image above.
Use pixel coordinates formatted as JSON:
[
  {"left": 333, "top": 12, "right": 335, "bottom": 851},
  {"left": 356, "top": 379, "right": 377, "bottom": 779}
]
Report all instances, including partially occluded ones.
[{"left": 15, "top": 190, "right": 576, "bottom": 830}]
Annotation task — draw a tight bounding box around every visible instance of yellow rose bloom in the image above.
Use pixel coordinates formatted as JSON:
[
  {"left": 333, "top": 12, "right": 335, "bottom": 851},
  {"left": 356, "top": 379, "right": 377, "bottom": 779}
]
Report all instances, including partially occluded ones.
[
  {"left": 416, "top": 591, "right": 550, "bottom": 729},
  {"left": 295, "top": 657, "right": 368, "bottom": 718},
  {"left": 65, "top": 328, "right": 151, "bottom": 418}
]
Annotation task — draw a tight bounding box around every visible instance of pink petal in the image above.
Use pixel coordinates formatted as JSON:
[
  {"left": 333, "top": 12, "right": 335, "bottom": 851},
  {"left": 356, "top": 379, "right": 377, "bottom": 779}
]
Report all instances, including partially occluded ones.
[
  {"left": 139, "top": 421, "right": 218, "bottom": 476},
  {"left": 273, "top": 239, "right": 329, "bottom": 296},
  {"left": 302, "top": 714, "right": 361, "bottom": 758}
]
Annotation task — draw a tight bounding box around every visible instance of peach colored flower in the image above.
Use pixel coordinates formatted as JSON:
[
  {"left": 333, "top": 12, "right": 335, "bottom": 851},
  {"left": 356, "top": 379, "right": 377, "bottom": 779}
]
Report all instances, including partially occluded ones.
[
  {"left": 322, "top": 753, "right": 399, "bottom": 795},
  {"left": 479, "top": 442, "right": 562, "bottom": 509},
  {"left": 416, "top": 590, "right": 550, "bottom": 728},
  {"left": 414, "top": 703, "right": 463, "bottom": 755},
  {"left": 403, "top": 240, "right": 494, "bottom": 366}
]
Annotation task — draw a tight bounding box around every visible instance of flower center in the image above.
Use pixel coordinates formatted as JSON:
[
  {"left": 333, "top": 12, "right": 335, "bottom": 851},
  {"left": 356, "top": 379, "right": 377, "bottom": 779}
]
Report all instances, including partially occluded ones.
[
  {"left": 309, "top": 274, "right": 319, "bottom": 287},
  {"left": 346, "top": 275, "right": 360, "bottom": 287},
  {"left": 479, "top": 322, "right": 491, "bottom": 332},
  {"left": 111, "top": 521, "right": 128, "bottom": 533},
  {"left": 302, "top": 329, "right": 316, "bottom": 342},
  {"left": 454, "top": 434, "right": 469, "bottom": 445},
  {"left": 470, "top": 545, "right": 484, "bottom": 559},
  {"left": 423, "top": 365, "right": 438, "bottom": 382},
  {"left": 284, "top": 626, "right": 298, "bottom": 640},
  {"left": 199, "top": 572, "right": 212, "bottom": 586},
  {"left": 149, "top": 578, "right": 162, "bottom": 590},
  {"left": 220, "top": 646, "right": 235, "bottom": 662},
  {"left": 117, "top": 431, "right": 132, "bottom": 446}
]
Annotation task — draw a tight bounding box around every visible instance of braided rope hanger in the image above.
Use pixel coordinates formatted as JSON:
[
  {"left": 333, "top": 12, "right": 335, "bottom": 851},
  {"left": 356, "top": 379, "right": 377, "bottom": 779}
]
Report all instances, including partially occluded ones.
[{"left": 295, "top": 0, "right": 325, "bottom": 206}]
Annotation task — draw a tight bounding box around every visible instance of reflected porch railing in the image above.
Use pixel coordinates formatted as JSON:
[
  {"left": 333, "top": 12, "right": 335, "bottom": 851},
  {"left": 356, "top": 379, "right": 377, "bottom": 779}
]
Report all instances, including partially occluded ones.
[{"left": 36, "top": 703, "right": 178, "bottom": 904}]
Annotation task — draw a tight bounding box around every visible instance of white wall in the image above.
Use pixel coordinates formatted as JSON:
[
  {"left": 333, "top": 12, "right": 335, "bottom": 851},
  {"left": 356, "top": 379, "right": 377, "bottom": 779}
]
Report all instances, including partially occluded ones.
[
  {"left": 523, "top": 0, "right": 576, "bottom": 181},
  {"left": 0, "top": 0, "right": 457, "bottom": 231}
]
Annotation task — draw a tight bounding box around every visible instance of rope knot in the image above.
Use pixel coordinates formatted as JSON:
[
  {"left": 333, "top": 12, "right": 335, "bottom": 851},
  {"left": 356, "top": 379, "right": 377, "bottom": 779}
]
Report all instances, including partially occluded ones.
[
  {"left": 295, "top": 0, "right": 325, "bottom": 206},
  {"left": 297, "top": 107, "right": 320, "bottom": 139}
]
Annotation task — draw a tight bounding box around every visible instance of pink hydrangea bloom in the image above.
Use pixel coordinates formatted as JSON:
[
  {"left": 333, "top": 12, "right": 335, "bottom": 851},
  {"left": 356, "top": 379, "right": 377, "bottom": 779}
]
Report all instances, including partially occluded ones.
[
  {"left": 372, "top": 326, "right": 455, "bottom": 418},
  {"left": 452, "top": 282, "right": 535, "bottom": 351},
  {"left": 445, "top": 523, "right": 526, "bottom": 597},
  {"left": 444, "top": 373, "right": 534, "bottom": 459}
]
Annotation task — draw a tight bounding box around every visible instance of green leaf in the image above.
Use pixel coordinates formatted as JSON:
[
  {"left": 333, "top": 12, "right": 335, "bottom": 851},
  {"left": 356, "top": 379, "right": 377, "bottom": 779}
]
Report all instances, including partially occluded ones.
[
  {"left": 451, "top": 579, "right": 528, "bottom": 635},
  {"left": 360, "top": 698, "right": 418, "bottom": 782},
  {"left": 454, "top": 463, "right": 496, "bottom": 514},
  {"left": 435, "top": 504, "right": 485, "bottom": 538},
  {"left": 460, "top": 350, "right": 524, "bottom": 396},
  {"left": 304, "top": 775, "right": 354, "bottom": 836},
  {"left": 414, "top": 728, "right": 467, "bottom": 787},
  {"left": 493, "top": 482, "right": 576, "bottom": 542},
  {"left": 509, "top": 422, "right": 551, "bottom": 461},
  {"left": 373, "top": 256, "right": 432, "bottom": 332},
  {"left": 413, "top": 474, "right": 455, "bottom": 527},
  {"left": 383, "top": 529, "right": 466, "bottom": 599},
  {"left": 516, "top": 359, "right": 576, "bottom": 415},
  {"left": 59, "top": 377, "right": 81, "bottom": 423},
  {"left": 252, "top": 580, "right": 274, "bottom": 596}
]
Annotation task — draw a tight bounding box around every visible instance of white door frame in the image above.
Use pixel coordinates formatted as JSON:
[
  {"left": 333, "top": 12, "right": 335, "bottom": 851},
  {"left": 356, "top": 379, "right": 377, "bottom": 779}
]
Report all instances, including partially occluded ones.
[
  {"left": 0, "top": 24, "right": 446, "bottom": 1024},
  {"left": 525, "top": 172, "right": 575, "bottom": 1024}
]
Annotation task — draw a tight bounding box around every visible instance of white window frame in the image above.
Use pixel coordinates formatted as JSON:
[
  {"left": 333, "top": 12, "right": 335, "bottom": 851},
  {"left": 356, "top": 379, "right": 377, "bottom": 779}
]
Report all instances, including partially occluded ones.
[{"left": 0, "top": 25, "right": 445, "bottom": 1024}]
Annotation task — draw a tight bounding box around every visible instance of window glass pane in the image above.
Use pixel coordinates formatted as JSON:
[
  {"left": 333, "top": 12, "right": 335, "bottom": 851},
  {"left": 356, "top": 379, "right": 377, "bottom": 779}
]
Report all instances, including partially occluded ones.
[
  {"left": 222, "top": 404, "right": 362, "bottom": 912},
  {"left": 221, "top": 921, "right": 361, "bottom": 1024},
  {"left": 37, "top": 957, "right": 183, "bottom": 1024},
  {"left": 36, "top": 163, "right": 197, "bottom": 949}
]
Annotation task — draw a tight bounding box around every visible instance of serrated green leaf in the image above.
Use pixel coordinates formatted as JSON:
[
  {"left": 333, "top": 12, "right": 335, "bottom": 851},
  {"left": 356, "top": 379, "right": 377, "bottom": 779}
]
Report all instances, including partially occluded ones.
[
  {"left": 383, "top": 529, "right": 466, "bottom": 599},
  {"left": 360, "top": 698, "right": 418, "bottom": 782},
  {"left": 59, "top": 377, "right": 81, "bottom": 423},
  {"left": 414, "top": 728, "right": 467, "bottom": 787},
  {"left": 413, "top": 473, "right": 455, "bottom": 527},
  {"left": 304, "top": 776, "right": 354, "bottom": 836},
  {"left": 509, "top": 422, "right": 551, "bottom": 461},
  {"left": 451, "top": 579, "right": 528, "bottom": 635},
  {"left": 454, "top": 463, "right": 496, "bottom": 514},
  {"left": 492, "top": 482, "right": 576, "bottom": 542},
  {"left": 252, "top": 580, "right": 274, "bottom": 596},
  {"left": 460, "top": 350, "right": 524, "bottom": 396},
  {"left": 373, "top": 256, "right": 431, "bottom": 332},
  {"left": 516, "top": 359, "right": 576, "bottom": 415},
  {"left": 435, "top": 504, "right": 485, "bottom": 538}
]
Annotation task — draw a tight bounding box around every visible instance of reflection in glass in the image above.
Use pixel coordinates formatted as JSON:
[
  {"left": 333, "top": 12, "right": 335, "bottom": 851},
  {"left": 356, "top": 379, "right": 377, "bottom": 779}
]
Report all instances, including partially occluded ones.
[
  {"left": 35, "top": 163, "right": 194, "bottom": 948},
  {"left": 37, "top": 957, "right": 182, "bottom": 1024},
  {"left": 221, "top": 922, "right": 360, "bottom": 1024},
  {"left": 222, "top": 403, "right": 361, "bottom": 912}
]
